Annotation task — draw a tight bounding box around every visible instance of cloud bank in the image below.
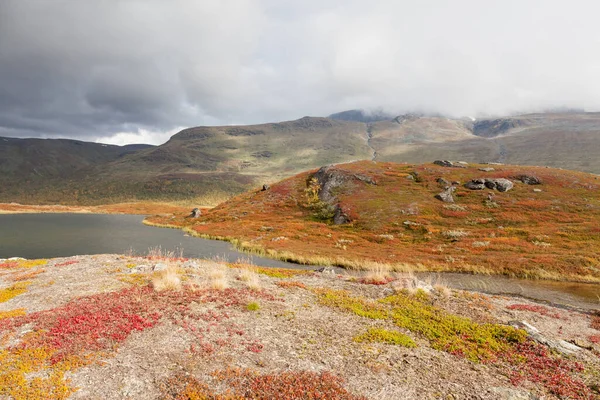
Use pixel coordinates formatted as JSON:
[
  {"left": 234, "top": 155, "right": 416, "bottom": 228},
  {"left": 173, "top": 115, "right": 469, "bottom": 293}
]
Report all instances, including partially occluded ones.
[{"left": 1, "top": 0, "right": 598, "bottom": 144}]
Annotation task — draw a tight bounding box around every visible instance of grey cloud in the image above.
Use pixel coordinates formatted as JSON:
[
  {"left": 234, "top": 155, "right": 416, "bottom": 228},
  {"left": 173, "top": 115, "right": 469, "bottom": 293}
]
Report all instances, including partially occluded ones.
[{"left": 1, "top": 0, "right": 599, "bottom": 144}]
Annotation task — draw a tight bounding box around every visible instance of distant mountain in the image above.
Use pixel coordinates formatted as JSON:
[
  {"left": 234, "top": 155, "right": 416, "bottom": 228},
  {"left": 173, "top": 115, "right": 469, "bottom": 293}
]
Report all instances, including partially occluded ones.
[
  {"left": 328, "top": 109, "right": 393, "bottom": 123},
  {"left": 2, "top": 112, "right": 600, "bottom": 205}
]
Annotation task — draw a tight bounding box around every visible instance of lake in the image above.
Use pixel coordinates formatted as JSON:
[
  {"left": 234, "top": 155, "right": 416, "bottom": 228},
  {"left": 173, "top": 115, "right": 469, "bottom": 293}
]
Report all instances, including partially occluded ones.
[
  {"left": 1, "top": 213, "right": 598, "bottom": 310},
  {"left": 0, "top": 213, "right": 306, "bottom": 269}
]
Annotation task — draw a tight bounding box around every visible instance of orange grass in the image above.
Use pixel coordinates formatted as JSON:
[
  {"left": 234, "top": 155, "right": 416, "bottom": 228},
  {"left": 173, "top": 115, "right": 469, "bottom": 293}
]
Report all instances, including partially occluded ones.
[{"left": 145, "top": 161, "right": 600, "bottom": 282}]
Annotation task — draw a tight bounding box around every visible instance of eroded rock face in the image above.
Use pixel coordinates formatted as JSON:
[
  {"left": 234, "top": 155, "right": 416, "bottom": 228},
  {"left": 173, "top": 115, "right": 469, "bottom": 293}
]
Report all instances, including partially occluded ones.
[
  {"left": 465, "top": 178, "right": 513, "bottom": 192},
  {"left": 312, "top": 165, "right": 376, "bottom": 203},
  {"left": 435, "top": 186, "right": 456, "bottom": 203}
]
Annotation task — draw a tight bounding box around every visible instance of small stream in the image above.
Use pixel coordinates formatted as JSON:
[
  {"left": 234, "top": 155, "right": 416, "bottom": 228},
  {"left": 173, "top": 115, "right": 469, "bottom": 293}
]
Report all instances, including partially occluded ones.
[{"left": 1, "top": 213, "right": 598, "bottom": 310}]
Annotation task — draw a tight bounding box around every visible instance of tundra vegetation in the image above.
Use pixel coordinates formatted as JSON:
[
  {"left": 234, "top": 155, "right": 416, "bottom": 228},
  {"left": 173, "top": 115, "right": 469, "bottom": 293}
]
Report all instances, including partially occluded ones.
[
  {"left": 0, "top": 254, "right": 599, "bottom": 399},
  {"left": 146, "top": 161, "right": 600, "bottom": 282}
]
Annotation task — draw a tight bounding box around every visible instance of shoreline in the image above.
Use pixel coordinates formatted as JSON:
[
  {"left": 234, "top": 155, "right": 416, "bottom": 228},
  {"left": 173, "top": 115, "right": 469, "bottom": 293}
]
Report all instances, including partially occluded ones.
[{"left": 142, "top": 218, "right": 600, "bottom": 285}]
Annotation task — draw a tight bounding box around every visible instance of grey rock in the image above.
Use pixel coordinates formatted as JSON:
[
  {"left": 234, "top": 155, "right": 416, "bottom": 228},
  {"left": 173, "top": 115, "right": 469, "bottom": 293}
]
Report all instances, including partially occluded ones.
[
  {"left": 486, "top": 178, "right": 513, "bottom": 192},
  {"left": 406, "top": 174, "right": 414, "bottom": 180},
  {"left": 433, "top": 160, "right": 454, "bottom": 167},
  {"left": 333, "top": 205, "right": 351, "bottom": 225},
  {"left": 261, "top": 184, "right": 270, "bottom": 191},
  {"left": 189, "top": 208, "right": 201, "bottom": 218},
  {"left": 478, "top": 167, "right": 495, "bottom": 172},
  {"left": 153, "top": 263, "right": 168, "bottom": 272},
  {"left": 465, "top": 178, "right": 513, "bottom": 192},
  {"left": 464, "top": 179, "right": 486, "bottom": 190},
  {"left": 435, "top": 186, "right": 456, "bottom": 203},
  {"left": 313, "top": 165, "right": 376, "bottom": 204},
  {"left": 316, "top": 267, "right": 336, "bottom": 274},
  {"left": 533, "top": 188, "right": 542, "bottom": 192},
  {"left": 509, "top": 320, "right": 583, "bottom": 355},
  {"left": 436, "top": 177, "right": 450, "bottom": 186},
  {"left": 516, "top": 175, "right": 542, "bottom": 185}
]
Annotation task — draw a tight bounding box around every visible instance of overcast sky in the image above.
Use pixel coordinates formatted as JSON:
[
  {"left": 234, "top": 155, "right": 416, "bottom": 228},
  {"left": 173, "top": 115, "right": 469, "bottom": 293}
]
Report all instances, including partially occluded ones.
[{"left": 1, "top": 0, "right": 599, "bottom": 145}]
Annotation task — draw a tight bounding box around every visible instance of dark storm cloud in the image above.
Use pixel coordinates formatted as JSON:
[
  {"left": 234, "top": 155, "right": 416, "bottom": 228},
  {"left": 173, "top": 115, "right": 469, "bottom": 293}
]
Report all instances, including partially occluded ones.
[{"left": 1, "top": 0, "right": 599, "bottom": 144}]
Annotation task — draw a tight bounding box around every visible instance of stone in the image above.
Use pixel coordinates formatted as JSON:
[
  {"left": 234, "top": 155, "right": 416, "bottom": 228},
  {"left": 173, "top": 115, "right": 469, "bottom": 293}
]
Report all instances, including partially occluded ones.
[
  {"left": 464, "top": 179, "right": 486, "bottom": 190},
  {"left": 509, "top": 321, "right": 583, "bottom": 355},
  {"left": 433, "top": 160, "right": 454, "bottom": 167},
  {"left": 486, "top": 178, "right": 513, "bottom": 192},
  {"left": 153, "top": 263, "right": 168, "bottom": 272},
  {"left": 333, "top": 205, "right": 351, "bottom": 225},
  {"left": 261, "top": 184, "right": 270, "bottom": 191},
  {"left": 189, "top": 208, "right": 201, "bottom": 218},
  {"left": 316, "top": 267, "right": 336, "bottom": 274},
  {"left": 478, "top": 167, "right": 495, "bottom": 172},
  {"left": 533, "top": 188, "right": 542, "bottom": 192},
  {"left": 406, "top": 174, "right": 414, "bottom": 180},
  {"left": 436, "top": 177, "right": 450, "bottom": 186},
  {"left": 516, "top": 175, "right": 542, "bottom": 185},
  {"left": 435, "top": 186, "right": 456, "bottom": 203},
  {"left": 465, "top": 178, "right": 513, "bottom": 192}
]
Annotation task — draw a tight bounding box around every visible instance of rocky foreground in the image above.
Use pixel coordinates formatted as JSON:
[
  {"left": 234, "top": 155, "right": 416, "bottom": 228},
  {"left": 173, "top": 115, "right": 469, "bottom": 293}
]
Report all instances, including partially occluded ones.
[{"left": 0, "top": 255, "right": 599, "bottom": 399}]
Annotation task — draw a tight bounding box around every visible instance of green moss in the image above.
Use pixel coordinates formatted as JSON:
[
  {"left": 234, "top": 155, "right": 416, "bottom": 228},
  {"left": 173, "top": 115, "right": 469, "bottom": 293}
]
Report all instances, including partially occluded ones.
[
  {"left": 246, "top": 302, "right": 260, "bottom": 311},
  {"left": 353, "top": 328, "right": 416, "bottom": 348},
  {"left": 380, "top": 293, "right": 527, "bottom": 362},
  {"left": 312, "top": 289, "right": 388, "bottom": 320},
  {"left": 314, "top": 287, "right": 527, "bottom": 363}
]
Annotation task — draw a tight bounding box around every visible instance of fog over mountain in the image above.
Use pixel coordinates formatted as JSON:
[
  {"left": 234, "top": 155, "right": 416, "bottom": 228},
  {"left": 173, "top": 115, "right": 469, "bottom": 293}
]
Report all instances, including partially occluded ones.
[{"left": 1, "top": 0, "right": 599, "bottom": 145}]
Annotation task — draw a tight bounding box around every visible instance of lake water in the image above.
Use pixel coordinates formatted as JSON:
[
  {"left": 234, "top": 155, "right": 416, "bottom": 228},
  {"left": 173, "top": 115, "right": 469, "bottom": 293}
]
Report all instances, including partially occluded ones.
[
  {"left": 1, "top": 213, "right": 598, "bottom": 310},
  {"left": 0, "top": 213, "right": 306, "bottom": 269}
]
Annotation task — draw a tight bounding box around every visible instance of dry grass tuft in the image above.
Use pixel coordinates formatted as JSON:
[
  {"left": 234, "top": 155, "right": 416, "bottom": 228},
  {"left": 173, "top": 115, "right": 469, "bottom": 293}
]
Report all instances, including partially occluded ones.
[
  {"left": 238, "top": 267, "right": 261, "bottom": 290},
  {"left": 151, "top": 265, "right": 182, "bottom": 292},
  {"left": 360, "top": 262, "right": 394, "bottom": 285}
]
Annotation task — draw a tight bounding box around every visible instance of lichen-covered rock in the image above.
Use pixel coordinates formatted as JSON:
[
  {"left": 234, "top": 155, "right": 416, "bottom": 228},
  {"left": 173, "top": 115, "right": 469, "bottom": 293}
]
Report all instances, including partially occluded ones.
[
  {"left": 485, "top": 178, "right": 514, "bottom": 192},
  {"left": 433, "top": 160, "right": 454, "bottom": 167},
  {"left": 516, "top": 175, "right": 542, "bottom": 185},
  {"left": 465, "top": 179, "right": 486, "bottom": 190},
  {"left": 435, "top": 186, "right": 456, "bottom": 203},
  {"left": 465, "top": 178, "right": 513, "bottom": 192}
]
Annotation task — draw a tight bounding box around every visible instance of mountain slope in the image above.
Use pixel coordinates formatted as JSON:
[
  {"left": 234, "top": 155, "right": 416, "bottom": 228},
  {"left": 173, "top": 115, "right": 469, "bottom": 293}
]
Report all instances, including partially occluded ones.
[
  {"left": 147, "top": 160, "right": 600, "bottom": 282},
  {"left": 3, "top": 112, "right": 600, "bottom": 205}
]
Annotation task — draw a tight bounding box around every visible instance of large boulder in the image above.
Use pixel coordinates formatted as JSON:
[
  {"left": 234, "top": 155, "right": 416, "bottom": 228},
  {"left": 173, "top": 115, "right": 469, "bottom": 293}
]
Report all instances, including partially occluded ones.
[
  {"left": 485, "top": 178, "right": 514, "bottom": 192},
  {"left": 188, "top": 208, "right": 201, "bottom": 218},
  {"left": 465, "top": 178, "right": 513, "bottom": 192},
  {"left": 435, "top": 186, "right": 456, "bottom": 203},
  {"left": 464, "top": 179, "right": 486, "bottom": 190},
  {"left": 515, "top": 175, "right": 542, "bottom": 185}
]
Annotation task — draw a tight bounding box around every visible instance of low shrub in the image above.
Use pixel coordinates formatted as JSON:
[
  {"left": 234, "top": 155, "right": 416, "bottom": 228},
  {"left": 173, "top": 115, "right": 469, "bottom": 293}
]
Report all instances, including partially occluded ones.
[{"left": 353, "top": 327, "right": 416, "bottom": 348}]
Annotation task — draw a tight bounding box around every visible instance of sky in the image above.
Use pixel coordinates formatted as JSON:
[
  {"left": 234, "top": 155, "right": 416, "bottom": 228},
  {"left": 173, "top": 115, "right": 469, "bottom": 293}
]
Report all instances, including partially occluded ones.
[{"left": 1, "top": 0, "right": 599, "bottom": 145}]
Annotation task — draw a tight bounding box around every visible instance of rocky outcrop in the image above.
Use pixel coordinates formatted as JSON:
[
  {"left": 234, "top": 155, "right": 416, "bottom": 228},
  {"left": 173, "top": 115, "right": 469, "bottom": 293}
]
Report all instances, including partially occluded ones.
[
  {"left": 188, "top": 208, "right": 201, "bottom": 218},
  {"left": 435, "top": 186, "right": 456, "bottom": 203},
  {"left": 261, "top": 184, "right": 270, "bottom": 191},
  {"left": 515, "top": 175, "right": 542, "bottom": 185},
  {"left": 472, "top": 117, "right": 531, "bottom": 138},
  {"left": 313, "top": 165, "right": 376, "bottom": 203},
  {"left": 465, "top": 178, "right": 513, "bottom": 192},
  {"left": 433, "top": 160, "right": 466, "bottom": 168}
]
